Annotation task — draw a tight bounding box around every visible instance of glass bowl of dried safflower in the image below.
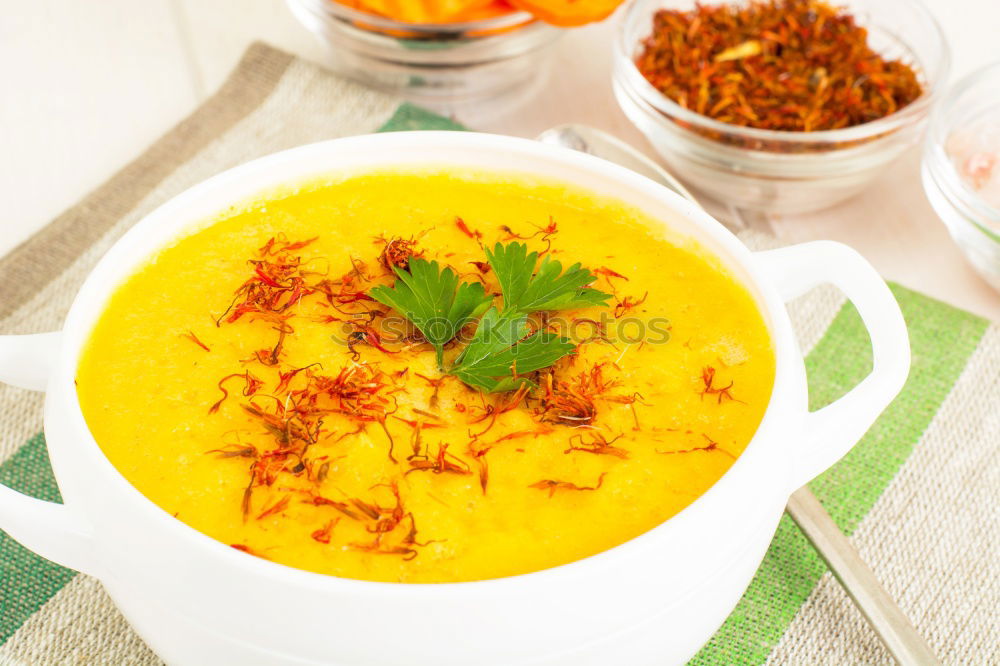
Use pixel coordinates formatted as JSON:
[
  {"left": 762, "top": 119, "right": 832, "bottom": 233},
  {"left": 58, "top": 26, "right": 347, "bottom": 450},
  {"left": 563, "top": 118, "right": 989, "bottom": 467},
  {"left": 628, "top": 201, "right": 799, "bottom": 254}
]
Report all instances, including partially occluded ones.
[{"left": 613, "top": 0, "right": 950, "bottom": 214}]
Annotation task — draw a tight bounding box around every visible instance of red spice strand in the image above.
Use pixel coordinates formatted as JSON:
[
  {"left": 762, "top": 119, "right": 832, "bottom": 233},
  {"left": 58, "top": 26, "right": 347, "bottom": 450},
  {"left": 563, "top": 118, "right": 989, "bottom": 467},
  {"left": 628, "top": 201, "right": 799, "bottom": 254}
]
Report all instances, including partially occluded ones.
[
  {"left": 349, "top": 541, "right": 419, "bottom": 561},
  {"left": 230, "top": 543, "right": 269, "bottom": 559},
  {"left": 209, "top": 371, "right": 264, "bottom": 414},
  {"left": 499, "top": 225, "right": 531, "bottom": 240},
  {"left": 350, "top": 507, "right": 440, "bottom": 561},
  {"left": 212, "top": 361, "right": 396, "bottom": 523},
  {"left": 468, "top": 384, "right": 530, "bottom": 437},
  {"left": 182, "top": 330, "right": 211, "bottom": 352},
  {"left": 401, "top": 513, "right": 440, "bottom": 548},
  {"left": 350, "top": 498, "right": 382, "bottom": 521},
  {"left": 223, "top": 262, "right": 312, "bottom": 325},
  {"left": 467, "top": 423, "right": 554, "bottom": 495},
  {"left": 413, "top": 373, "right": 443, "bottom": 388},
  {"left": 392, "top": 416, "right": 445, "bottom": 429},
  {"left": 345, "top": 482, "right": 427, "bottom": 560},
  {"left": 346, "top": 324, "right": 398, "bottom": 358},
  {"left": 275, "top": 363, "right": 321, "bottom": 393},
  {"left": 535, "top": 218, "right": 558, "bottom": 237},
  {"left": 311, "top": 263, "right": 378, "bottom": 312},
  {"left": 494, "top": 425, "right": 555, "bottom": 443},
  {"left": 256, "top": 494, "right": 291, "bottom": 520},
  {"left": 538, "top": 363, "right": 636, "bottom": 426},
  {"left": 411, "top": 407, "right": 441, "bottom": 421},
  {"left": 700, "top": 365, "right": 744, "bottom": 404},
  {"left": 476, "top": 455, "right": 488, "bottom": 494},
  {"left": 310, "top": 518, "right": 340, "bottom": 544},
  {"left": 469, "top": 261, "right": 492, "bottom": 274},
  {"left": 496, "top": 219, "right": 559, "bottom": 251},
  {"left": 259, "top": 234, "right": 317, "bottom": 256},
  {"left": 375, "top": 235, "right": 423, "bottom": 271},
  {"left": 308, "top": 494, "right": 363, "bottom": 521},
  {"left": 215, "top": 239, "right": 321, "bottom": 369},
  {"left": 656, "top": 434, "right": 735, "bottom": 459},
  {"left": 593, "top": 266, "right": 629, "bottom": 282},
  {"left": 613, "top": 291, "right": 648, "bottom": 318},
  {"left": 455, "top": 217, "right": 483, "bottom": 241},
  {"left": 564, "top": 433, "right": 629, "bottom": 459},
  {"left": 206, "top": 443, "right": 257, "bottom": 459},
  {"left": 406, "top": 442, "right": 472, "bottom": 476},
  {"left": 292, "top": 364, "right": 394, "bottom": 423},
  {"left": 529, "top": 472, "right": 607, "bottom": 498}
]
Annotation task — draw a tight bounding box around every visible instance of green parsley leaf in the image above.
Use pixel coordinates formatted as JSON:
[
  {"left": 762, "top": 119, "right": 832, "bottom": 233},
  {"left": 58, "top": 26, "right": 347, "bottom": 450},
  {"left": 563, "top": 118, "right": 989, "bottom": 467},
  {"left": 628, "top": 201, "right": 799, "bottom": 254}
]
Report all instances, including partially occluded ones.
[
  {"left": 450, "top": 308, "right": 576, "bottom": 393},
  {"left": 485, "top": 242, "right": 612, "bottom": 314},
  {"left": 369, "top": 258, "right": 492, "bottom": 368},
  {"left": 367, "top": 243, "right": 604, "bottom": 394}
]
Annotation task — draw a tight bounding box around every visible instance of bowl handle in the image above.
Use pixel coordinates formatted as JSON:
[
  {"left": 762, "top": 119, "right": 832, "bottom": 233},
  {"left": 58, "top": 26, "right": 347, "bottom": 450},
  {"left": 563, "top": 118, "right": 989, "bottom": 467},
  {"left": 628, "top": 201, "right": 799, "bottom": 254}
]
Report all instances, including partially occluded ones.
[
  {"left": 0, "top": 332, "right": 99, "bottom": 576},
  {"left": 754, "top": 241, "right": 911, "bottom": 488}
]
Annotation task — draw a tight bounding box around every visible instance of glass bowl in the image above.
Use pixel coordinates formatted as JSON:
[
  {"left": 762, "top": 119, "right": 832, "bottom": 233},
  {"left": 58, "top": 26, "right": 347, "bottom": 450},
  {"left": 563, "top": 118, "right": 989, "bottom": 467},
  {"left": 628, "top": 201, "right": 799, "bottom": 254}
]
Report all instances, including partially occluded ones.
[
  {"left": 922, "top": 61, "right": 1000, "bottom": 292},
  {"left": 612, "top": 0, "right": 950, "bottom": 215},
  {"left": 287, "top": 0, "right": 562, "bottom": 107}
]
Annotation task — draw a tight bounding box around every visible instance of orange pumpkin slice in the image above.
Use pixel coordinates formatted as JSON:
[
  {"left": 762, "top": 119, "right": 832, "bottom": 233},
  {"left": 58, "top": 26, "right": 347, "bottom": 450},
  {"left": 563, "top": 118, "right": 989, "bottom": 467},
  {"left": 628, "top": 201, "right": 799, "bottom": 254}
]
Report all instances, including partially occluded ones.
[
  {"left": 338, "top": 0, "right": 499, "bottom": 23},
  {"left": 448, "top": 0, "right": 518, "bottom": 22},
  {"left": 507, "top": 0, "right": 623, "bottom": 26}
]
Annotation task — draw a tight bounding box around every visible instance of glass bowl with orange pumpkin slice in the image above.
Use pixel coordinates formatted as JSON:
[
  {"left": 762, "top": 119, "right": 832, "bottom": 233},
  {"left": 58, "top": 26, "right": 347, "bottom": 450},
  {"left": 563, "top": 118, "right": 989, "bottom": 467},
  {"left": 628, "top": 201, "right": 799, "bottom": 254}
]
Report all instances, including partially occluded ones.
[{"left": 287, "top": 0, "right": 624, "bottom": 105}]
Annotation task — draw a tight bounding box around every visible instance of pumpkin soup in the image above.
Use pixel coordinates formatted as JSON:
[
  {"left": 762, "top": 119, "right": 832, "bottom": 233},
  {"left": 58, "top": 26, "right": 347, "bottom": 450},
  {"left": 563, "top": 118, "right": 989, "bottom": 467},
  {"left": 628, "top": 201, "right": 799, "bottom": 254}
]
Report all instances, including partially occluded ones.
[{"left": 76, "top": 171, "right": 774, "bottom": 583}]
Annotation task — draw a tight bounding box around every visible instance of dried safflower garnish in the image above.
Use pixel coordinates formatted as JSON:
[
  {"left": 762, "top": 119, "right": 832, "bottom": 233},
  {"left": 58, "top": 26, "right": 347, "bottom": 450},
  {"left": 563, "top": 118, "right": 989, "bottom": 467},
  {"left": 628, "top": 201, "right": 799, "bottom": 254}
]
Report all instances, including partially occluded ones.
[
  {"left": 256, "top": 494, "right": 291, "bottom": 521},
  {"left": 376, "top": 235, "right": 423, "bottom": 271},
  {"left": 700, "top": 365, "right": 743, "bottom": 404},
  {"left": 469, "top": 446, "right": 489, "bottom": 494},
  {"left": 455, "top": 217, "right": 483, "bottom": 242},
  {"left": 613, "top": 292, "right": 648, "bottom": 318},
  {"left": 564, "top": 432, "right": 628, "bottom": 459},
  {"left": 346, "top": 483, "right": 437, "bottom": 561},
  {"left": 345, "top": 322, "right": 398, "bottom": 359},
  {"left": 311, "top": 518, "right": 340, "bottom": 544},
  {"left": 529, "top": 473, "right": 607, "bottom": 498},
  {"left": 230, "top": 543, "right": 268, "bottom": 559},
  {"left": 215, "top": 236, "right": 321, "bottom": 365},
  {"left": 593, "top": 266, "right": 628, "bottom": 285},
  {"left": 182, "top": 330, "right": 211, "bottom": 352},
  {"left": 635, "top": 0, "right": 923, "bottom": 133},
  {"left": 406, "top": 442, "right": 472, "bottom": 476},
  {"left": 538, "top": 363, "right": 636, "bottom": 425},
  {"left": 218, "top": 238, "right": 316, "bottom": 324},
  {"left": 210, "top": 361, "right": 397, "bottom": 520},
  {"left": 201, "top": 228, "right": 651, "bottom": 561},
  {"left": 209, "top": 371, "right": 264, "bottom": 414},
  {"left": 305, "top": 493, "right": 362, "bottom": 521},
  {"left": 657, "top": 434, "right": 735, "bottom": 459}
]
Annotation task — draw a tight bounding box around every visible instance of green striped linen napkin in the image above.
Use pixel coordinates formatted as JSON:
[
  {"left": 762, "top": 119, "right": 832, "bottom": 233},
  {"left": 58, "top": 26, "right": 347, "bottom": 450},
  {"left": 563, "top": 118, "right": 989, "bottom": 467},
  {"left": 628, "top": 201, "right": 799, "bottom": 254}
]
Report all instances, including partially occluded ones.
[{"left": 0, "top": 43, "right": 996, "bottom": 665}]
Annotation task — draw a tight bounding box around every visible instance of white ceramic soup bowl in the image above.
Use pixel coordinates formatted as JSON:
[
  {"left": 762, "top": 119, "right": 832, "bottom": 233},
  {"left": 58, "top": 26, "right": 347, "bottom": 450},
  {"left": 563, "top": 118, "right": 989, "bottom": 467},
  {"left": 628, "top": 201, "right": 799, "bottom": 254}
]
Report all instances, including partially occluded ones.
[{"left": 0, "top": 132, "right": 908, "bottom": 665}]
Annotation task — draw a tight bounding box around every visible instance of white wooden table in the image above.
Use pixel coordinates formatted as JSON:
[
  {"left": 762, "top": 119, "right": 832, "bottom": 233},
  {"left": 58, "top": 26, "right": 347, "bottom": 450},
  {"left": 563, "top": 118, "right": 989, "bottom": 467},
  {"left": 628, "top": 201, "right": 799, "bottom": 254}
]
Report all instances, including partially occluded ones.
[{"left": 4, "top": 0, "right": 998, "bottom": 320}]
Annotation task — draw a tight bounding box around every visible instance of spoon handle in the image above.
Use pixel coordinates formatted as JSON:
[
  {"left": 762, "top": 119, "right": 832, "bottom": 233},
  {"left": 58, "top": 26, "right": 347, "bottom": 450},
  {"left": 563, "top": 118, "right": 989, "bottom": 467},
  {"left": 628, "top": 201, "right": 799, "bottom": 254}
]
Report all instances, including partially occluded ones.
[
  {"left": 786, "top": 489, "right": 939, "bottom": 665},
  {"left": 535, "top": 123, "right": 940, "bottom": 666}
]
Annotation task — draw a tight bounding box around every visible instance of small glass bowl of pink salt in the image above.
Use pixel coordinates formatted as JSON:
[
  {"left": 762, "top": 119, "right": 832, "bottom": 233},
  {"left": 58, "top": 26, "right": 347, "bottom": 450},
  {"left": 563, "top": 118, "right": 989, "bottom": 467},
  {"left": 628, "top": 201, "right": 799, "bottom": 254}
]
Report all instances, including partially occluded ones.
[{"left": 923, "top": 61, "right": 1000, "bottom": 291}]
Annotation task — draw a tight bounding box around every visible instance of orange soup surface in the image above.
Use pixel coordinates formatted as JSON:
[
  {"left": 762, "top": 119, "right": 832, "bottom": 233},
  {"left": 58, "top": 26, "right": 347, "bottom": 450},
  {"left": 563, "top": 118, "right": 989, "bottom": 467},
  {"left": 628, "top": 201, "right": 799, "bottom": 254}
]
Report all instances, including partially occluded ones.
[{"left": 77, "top": 171, "right": 775, "bottom": 582}]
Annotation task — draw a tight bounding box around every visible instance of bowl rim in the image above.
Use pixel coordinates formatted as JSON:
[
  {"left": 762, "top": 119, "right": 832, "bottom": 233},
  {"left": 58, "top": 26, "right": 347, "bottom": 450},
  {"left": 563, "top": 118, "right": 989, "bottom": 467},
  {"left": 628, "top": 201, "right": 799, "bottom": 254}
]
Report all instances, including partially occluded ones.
[
  {"left": 56, "top": 131, "right": 803, "bottom": 598},
  {"left": 614, "top": 0, "right": 951, "bottom": 146},
  {"left": 290, "top": 0, "right": 543, "bottom": 34}
]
